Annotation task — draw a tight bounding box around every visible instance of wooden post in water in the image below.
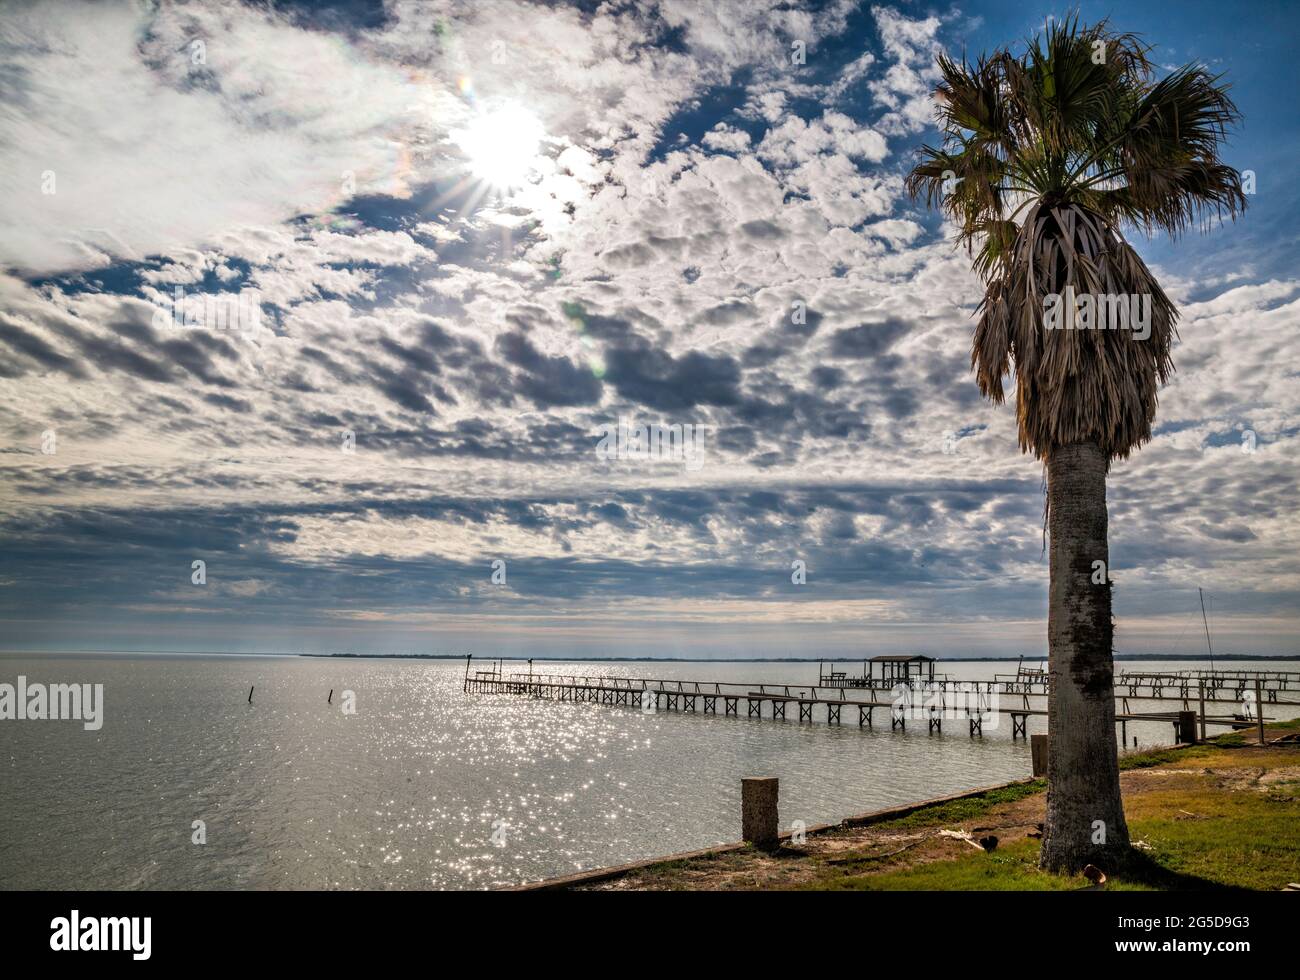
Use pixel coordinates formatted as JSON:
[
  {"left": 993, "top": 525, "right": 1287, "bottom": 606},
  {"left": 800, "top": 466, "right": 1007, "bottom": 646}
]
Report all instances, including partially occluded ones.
[
  {"left": 1030, "top": 733, "right": 1048, "bottom": 778},
  {"left": 247, "top": 686, "right": 254, "bottom": 704},
  {"left": 1198, "top": 679, "right": 1207, "bottom": 742},
  {"left": 741, "top": 777, "right": 779, "bottom": 850},
  {"left": 327, "top": 689, "right": 333, "bottom": 704},
  {"left": 1256, "top": 678, "right": 1265, "bottom": 746},
  {"left": 463, "top": 654, "right": 472, "bottom": 693},
  {"left": 1176, "top": 710, "right": 1197, "bottom": 745}
]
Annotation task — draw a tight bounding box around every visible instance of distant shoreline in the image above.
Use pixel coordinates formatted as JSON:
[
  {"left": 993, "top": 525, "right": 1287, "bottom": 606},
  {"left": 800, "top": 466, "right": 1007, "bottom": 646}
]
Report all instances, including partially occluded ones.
[
  {"left": 299, "top": 653, "right": 1300, "bottom": 663},
  {"left": 3, "top": 650, "right": 1295, "bottom": 662}
]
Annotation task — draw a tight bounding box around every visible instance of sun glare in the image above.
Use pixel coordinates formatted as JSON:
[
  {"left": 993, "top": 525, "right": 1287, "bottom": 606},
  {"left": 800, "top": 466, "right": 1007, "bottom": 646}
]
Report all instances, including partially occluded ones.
[{"left": 452, "top": 103, "right": 545, "bottom": 190}]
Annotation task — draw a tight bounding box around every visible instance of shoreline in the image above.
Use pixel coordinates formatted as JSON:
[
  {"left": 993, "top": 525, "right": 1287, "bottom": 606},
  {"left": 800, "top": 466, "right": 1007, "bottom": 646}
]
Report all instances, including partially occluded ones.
[
  {"left": 305, "top": 653, "right": 1300, "bottom": 663},
  {"left": 509, "top": 776, "right": 1043, "bottom": 891},
  {"left": 2, "top": 650, "right": 1296, "bottom": 663},
  {"left": 514, "top": 724, "right": 1300, "bottom": 892}
]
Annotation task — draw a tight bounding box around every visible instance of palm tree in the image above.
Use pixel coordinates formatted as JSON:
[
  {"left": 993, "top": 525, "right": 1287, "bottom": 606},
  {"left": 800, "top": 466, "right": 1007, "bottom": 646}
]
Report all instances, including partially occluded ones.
[{"left": 905, "top": 17, "right": 1246, "bottom": 873}]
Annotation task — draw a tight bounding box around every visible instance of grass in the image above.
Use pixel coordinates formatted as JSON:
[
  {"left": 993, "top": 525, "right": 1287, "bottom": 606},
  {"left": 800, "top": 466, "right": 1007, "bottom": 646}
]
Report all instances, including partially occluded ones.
[
  {"left": 820, "top": 838, "right": 1103, "bottom": 891},
  {"left": 1119, "top": 747, "right": 1187, "bottom": 770},
  {"left": 1210, "top": 715, "right": 1300, "bottom": 748},
  {"left": 875, "top": 779, "right": 1045, "bottom": 831},
  {"left": 847, "top": 770, "right": 1299, "bottom": 891}
]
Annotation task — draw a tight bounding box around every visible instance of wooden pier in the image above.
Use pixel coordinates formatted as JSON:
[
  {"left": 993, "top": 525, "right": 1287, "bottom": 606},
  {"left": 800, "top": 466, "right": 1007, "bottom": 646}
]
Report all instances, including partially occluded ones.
[
  {"left": 816, "top": 659, "right": 1300, "bottom": 705},
  {"left": 463, "top": 663, "right": 1272, "bottom": 741}
]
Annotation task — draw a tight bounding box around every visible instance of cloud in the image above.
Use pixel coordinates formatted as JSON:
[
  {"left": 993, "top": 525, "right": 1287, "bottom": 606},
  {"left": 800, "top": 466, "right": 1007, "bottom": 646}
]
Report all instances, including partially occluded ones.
[
  {"left": 0, "top": 0, "right": 430, "bottom": 276},
  {"left": 702, "top": 123, "right": 753, "bottom": 153},
  {"left": 756, "top": 111, "right": 889, "bottom": 166},
  {"left": 0, "top": 2, "right": 1296, "bottom": 658},
  {"left": 866, "top": 5, "right": 944, "bottom": 135}
]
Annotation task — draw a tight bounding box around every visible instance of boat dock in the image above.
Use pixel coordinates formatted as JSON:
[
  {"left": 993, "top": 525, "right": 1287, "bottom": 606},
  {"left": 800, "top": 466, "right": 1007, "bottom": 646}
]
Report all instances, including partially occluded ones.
[
  {"left": 817, "top": 656, "right": 1300, "bottom": 704},
  {"left": 463, "top": 660, "right": 1281, "bottom": 741}
]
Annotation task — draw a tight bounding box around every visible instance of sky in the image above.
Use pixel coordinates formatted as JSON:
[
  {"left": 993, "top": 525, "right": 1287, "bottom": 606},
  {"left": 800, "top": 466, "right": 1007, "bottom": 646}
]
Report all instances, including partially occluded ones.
[{"left": 0, "top": 0, "right": 1296, "bottom": 660}]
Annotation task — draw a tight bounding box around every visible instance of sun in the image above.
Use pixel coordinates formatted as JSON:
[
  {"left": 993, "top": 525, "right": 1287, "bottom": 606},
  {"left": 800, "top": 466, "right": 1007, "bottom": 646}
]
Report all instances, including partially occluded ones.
[{"left": 451, "top": 103, "right": 545, "bottom": 191}]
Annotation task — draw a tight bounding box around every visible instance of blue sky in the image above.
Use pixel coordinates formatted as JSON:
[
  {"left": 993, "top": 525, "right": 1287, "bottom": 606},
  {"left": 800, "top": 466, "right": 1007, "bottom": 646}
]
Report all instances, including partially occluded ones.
[{"left": 0, "top": 0, "right": 1296, "bottom": 659}]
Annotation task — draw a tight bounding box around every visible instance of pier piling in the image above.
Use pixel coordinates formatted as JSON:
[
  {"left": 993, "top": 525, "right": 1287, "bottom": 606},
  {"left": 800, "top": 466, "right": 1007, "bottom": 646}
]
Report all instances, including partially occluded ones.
[
  {"left": 742, "top": 777, "right": 779, "bottom": 850},
  {"left": 1257, "top": 679, "right": 1265, "bottom": 745},
  {"left": 1031, "top": 733, "right": 1049, "bottom": 777}
]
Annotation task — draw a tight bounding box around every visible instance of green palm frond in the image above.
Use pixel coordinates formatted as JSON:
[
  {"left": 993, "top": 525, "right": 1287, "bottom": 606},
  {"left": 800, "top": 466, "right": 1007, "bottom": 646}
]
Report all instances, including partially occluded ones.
[{"left": 906, "top": 15, "right": 1246, "bottom": 461}]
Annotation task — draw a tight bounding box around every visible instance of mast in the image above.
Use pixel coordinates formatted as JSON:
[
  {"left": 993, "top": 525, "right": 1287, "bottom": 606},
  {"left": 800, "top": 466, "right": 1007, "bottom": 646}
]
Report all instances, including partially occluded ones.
[{"left": 1199, "top": 587, "right": 1215, "bottom": 672}]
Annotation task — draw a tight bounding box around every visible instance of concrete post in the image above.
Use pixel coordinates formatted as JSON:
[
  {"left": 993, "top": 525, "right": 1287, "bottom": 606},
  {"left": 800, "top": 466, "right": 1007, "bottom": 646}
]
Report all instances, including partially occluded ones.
[
  {"left": 742, "top": 777, "right": 779, "bottom": 849},
  {"left": 1030, "top": 733, "right": 1049, "bottom": 778}
]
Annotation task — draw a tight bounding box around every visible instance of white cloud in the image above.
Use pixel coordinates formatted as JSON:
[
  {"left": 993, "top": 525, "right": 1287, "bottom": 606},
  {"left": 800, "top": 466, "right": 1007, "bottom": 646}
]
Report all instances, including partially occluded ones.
[
  {"left": 757, "top": 111, "right": 890, "bottom": 166},
  {"left": 867, "top": 5, "right": 944, "bottom": 135},
  {"left": 0, "top": 0, "right": 432, "bottom": 275},
  {"left": 702, "top": 124, "right": 753, "bottom": 153}
]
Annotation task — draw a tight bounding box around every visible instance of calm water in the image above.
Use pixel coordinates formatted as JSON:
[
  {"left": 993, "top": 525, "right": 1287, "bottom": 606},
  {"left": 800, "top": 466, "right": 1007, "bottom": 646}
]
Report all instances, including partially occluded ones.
[{"left": 2, "top": 654, "right": 1295, "bottom": 890}]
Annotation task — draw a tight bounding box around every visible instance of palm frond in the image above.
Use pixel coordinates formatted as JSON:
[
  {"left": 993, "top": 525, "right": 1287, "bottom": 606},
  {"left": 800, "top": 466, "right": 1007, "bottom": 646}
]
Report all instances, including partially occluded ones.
[{"left": 904, "top": 16, "right": 1244, "bottom": 461}]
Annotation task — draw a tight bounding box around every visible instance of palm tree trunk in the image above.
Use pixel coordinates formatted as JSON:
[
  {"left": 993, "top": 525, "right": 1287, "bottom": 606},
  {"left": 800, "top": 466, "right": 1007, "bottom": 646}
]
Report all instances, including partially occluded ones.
[{"left": 1040, "top": 440, "right": 1130, "bottom": 872}]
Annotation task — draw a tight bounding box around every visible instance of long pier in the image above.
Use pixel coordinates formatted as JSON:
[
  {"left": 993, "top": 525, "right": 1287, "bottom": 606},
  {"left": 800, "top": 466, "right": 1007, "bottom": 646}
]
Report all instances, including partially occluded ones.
[{"left": 464, "top": 666, "right": 1271, "bottom": 742}]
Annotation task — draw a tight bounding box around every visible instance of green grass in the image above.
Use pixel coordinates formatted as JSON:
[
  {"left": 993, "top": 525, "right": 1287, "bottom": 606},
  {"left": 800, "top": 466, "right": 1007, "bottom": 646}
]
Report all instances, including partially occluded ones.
[
  {"left": 831, "top": 792, "right": 1299, "bottom": 892},
  {"left": 1121, "top": 790, "right": 1300, "bottom": 889},
  {"left": 1210, "top": 715, "right": 1300, "bottom": 748},
  {"left": 816, "top": 839, "right": 1115, "bottom": 891},
  {"left": 809, "top": 737, "right": 1300, "bottom": 892},
  {"left": 1119, "top": 748, "right": 1187, "bottom": 770},
  {"left": 879, "top": 779, "right": 1045, "bottom": 831}
]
